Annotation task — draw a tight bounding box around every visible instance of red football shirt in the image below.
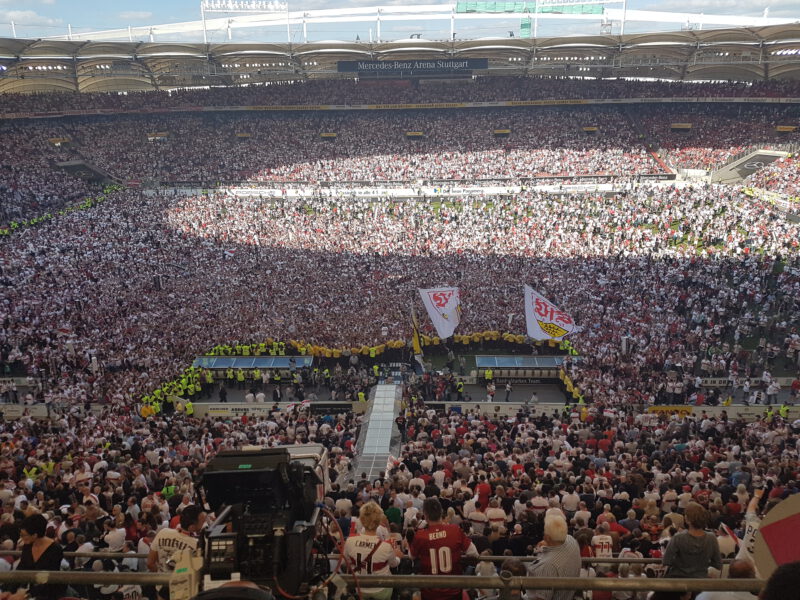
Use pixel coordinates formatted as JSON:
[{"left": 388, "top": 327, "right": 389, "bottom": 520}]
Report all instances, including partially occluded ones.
[{"left": 411, "top": 523, "right": 472, "bottom": 600}]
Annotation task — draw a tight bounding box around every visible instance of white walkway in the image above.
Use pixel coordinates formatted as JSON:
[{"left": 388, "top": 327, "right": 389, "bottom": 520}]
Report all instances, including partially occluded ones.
[{"left": 356, "top": 384, "right": 401, "bottom": 480}]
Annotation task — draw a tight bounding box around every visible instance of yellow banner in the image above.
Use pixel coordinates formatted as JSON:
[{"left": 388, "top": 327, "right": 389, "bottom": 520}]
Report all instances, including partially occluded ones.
[
  {"left": 235, "top": 133, "right": 252, "bottom": 138},
  {"left": 320, "top": 132, "right": 337, "bottom": 138},
  {"left": 406, "top": 131, "right": 424, "bottom": 137},
  {"left": 507, "top": 100, "right": 588, "bottom": 106},
  {"left": 648, "top": 405, "right": 694, "bottom": 416},
  {"left": 494, "top": 129, "right": 511, "bottom": 134},
  {"left": 411, "top": 308, "right": 422, "bottom": 355},
  {"left": 369, "top": 103, "right": 466, "bottom": 109},
  {"left": 775, "top": 125, "right": 797, "bottom": 132},
  {"left": 582, "top": 126, "right": 599, "bottom": 132},
  {"left": 671, "top": 123, "right": 692, "bottom": 129},
  {"left": 246, "top": 105, "right": 329, "bottom": 111}
]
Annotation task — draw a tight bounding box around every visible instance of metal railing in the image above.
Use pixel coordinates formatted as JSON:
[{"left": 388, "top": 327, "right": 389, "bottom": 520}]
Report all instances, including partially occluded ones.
[
  {"left": 340, "top": 574, "right": 764, "bottom": 596},
  {"left": 0, "top": 571, "right": 763, "bottom": 594},
  {"left": 1, "top": 550, "right": 150, "bottom": 559},
  {"left": 0, "top": 572, "right": 171, "bottom": 585},
  {"left": 328, "top": 554, "right": 734, "bottom": 565},
  {"left": 0, "top": 550, "right": 736, "bottom": 565}
]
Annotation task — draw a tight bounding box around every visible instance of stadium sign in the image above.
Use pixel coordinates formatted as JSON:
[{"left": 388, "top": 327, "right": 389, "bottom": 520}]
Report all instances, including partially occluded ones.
[{"left": 338, "top": 59, "right": 488, "bottom": 75}]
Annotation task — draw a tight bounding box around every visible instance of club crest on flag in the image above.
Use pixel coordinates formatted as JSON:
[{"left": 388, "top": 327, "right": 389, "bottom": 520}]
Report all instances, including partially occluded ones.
[
  {"left": 419, "top": 287, "right": 461, "bottom": 339},
  {"left": 429, "top": 290, "right": 454, "bottom": 309},
  {"left": 524, "top": 285, "right": 581, "bottom": 341}
]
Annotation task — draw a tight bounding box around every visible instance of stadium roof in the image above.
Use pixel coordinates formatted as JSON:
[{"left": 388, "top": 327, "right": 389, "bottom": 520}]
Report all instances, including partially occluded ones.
[{"left": 1, "top": 23, "right": 800, "bottom": 94}]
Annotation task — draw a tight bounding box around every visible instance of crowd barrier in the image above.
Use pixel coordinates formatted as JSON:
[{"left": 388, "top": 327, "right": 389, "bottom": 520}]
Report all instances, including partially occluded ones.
[
  {"left": 0, "top": 571, "right": 764, "bottom": 597},
  {"left": 339, "top": 574, "right": 765, "bottom": 595},
  {"left": 0, "top": 550, "right": 741, "bottom": 565}
]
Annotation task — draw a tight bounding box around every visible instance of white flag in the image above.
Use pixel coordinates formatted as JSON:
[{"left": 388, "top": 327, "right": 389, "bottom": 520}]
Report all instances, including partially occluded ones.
[
  {"left": 419, "top": 287, "right": 461, "bottom": 339},
  {"left": 524, "top": 285, "right": 581, "bottom": 341}
]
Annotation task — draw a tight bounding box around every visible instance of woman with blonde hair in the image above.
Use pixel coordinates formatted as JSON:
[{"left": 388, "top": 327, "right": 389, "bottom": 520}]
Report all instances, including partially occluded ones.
[
  {"left": 643, "top": 499, "right": 660, "bottom": 519},
  {"left": 343, "top": 502, "right": 402, "bottom": 600},
  {"left": 445, "top": 506, "right": 462, "bottom": 526}
]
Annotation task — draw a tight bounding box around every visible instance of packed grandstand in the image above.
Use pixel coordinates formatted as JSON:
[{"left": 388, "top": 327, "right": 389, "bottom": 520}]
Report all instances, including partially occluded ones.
[{"left": 0, "top": 59, "right": 800, "bottom": 600}]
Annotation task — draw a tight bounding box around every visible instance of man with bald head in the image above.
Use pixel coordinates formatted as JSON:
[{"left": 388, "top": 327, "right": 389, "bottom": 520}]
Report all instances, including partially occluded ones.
[{"left": 695, "top": 559, "right": 757, "bottom": 600}]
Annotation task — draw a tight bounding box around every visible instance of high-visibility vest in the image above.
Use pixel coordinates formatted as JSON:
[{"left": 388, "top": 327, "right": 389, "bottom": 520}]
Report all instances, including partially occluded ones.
[
  {"left": 456, "top": 382, "right": 464, "bottom": 392},
  {"left": 152, "top": 401, "right": 161, "bottom": 414},
  {"left": 779, "top": 405, "right": 789, "bottom": 418},
  {"left": 485, "top": 369, "right": 493, "bottom": 380},
  {"left": 185, "top": 401, "right": 194, "bottom": 416},
  {"left": 372, "top": 365, "right": 379, "bottom": 376},
  {"left": 253, "top": 369, "right": 261, "bottom": 381},
  {"left": 205, "top": 371, "right": 214, "bottom": 384},
  {"left": 236, "top": 369, "right": 245, "bottom": 382},
  {"left": 358, "top": 391, "right": 366, "bottom": 402},
  {"left": 226, "top": 368, "right": 234, "bottom": 380}
]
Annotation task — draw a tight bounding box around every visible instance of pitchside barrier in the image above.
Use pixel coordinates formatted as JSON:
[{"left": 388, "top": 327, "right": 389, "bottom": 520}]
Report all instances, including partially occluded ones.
[{"left": 2, "top": 400, "right": 798, "bottom": 422}]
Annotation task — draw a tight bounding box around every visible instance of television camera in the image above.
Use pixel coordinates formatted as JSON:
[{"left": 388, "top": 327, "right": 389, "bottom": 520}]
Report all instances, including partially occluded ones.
[{"left": 198, "top": 444, "right": 333, "bottom": 598}]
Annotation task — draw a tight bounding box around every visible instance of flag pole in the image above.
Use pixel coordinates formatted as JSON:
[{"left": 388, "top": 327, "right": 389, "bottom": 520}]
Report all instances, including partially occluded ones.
[{"left": 411, "top": 299, "right": 425, "bottom": 374}]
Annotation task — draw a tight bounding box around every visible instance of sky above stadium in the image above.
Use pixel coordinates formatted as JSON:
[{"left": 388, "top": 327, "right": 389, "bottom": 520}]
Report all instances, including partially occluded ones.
[{"left": 1, "top": 0, "right": 799, "bottom": 42}]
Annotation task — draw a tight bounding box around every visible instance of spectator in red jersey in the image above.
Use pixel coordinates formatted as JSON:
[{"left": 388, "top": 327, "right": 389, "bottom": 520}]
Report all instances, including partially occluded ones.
[
  {"left": 410, "top": 497, "right": 479, "bottom": 600},
  {"left": 475, "top": 474, "right": 491, "bottom": 511}
]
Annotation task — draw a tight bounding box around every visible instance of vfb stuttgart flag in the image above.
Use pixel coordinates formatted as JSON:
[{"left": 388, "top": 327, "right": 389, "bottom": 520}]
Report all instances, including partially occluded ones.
[
  {"left": 524, "top": 285, "right": 581, "bottom": 341},
  {"left": 419, "top": 287, "right": 461, "bottom": 339}
]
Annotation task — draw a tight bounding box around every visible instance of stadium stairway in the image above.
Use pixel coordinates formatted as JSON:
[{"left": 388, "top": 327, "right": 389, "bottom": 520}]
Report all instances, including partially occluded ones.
[
  {"left": 354, "top": 384, "right": 403, "bottom": 481},
  {"left": 711, "top": 149, "right": 788, "bottom": 184},
  {"left": 621, "top": 106, "right": 674, "bottom": 174}
]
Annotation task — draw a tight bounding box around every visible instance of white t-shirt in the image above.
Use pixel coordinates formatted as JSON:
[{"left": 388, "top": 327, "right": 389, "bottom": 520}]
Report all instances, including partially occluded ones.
[
  {"left": 591, "top": 534, "right": 614, "bottom": 558},
  {"left": 150, "top": 527, "right": 198, "bottom": 572},
  {"left": 343, "top": 534, "right": 400, "bottom": 595},
  {"left": 735, "top": 511, "right": 761, "bottom": 576},
  {"left": 103, "top": 527, "right": 127, "bottom": 552},
  {"left": 468, "top": 510, "right": 489, "bottom": 534}
]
